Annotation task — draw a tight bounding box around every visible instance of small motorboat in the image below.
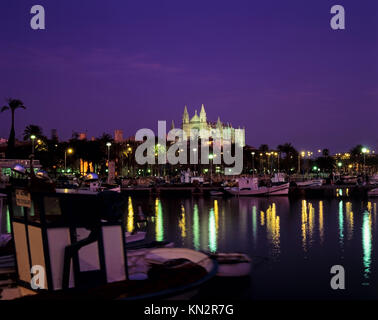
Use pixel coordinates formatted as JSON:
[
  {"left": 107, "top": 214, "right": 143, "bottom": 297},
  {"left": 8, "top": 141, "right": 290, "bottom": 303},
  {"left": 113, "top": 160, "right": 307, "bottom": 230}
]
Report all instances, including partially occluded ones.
[
  {"left": 209, "top": 253, "right": 251, "bottom": 277},
  {"left": 368, "top": 188, "right": 378, "bottom": 197},
  {"left": 145, "top": 248, "right": 214, "bottom": 272}
]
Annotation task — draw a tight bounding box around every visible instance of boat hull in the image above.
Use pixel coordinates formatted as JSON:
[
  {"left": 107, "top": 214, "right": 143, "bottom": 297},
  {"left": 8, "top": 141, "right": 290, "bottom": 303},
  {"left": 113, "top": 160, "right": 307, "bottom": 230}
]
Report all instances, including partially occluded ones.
[
  {"left": 368, "top": 188, "right": 378, "bottom": 197},
  {"left": 226, "top": 183, "right": 289, "bottom": 196}
]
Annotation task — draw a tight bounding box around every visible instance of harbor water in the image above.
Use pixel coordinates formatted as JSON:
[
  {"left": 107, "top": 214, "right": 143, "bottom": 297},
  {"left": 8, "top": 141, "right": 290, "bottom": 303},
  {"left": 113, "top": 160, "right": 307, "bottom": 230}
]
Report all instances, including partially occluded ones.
[
  {"left": 2, "top": 195, "right": 377, "bottom": 299},
  {"left": 129, "top": 195, "right": 377, "bottom": 300}
]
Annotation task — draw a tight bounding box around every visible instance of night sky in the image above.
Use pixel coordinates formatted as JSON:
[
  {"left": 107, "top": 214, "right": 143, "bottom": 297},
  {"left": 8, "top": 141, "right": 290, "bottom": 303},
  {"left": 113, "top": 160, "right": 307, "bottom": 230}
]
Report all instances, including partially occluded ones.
[{"left": 0, "top": 0, "right": 377, "bottom": 153}]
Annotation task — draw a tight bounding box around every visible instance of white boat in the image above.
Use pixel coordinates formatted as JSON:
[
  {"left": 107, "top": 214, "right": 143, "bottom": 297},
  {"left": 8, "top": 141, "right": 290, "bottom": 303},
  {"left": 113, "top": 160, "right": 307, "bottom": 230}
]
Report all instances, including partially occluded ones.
[
  {"left": 226, "top": 178, "right": 289, "bottom": 196},
  {"left": 295, "top": 179, "right": 323, "bottom": 187},
  {"left": 145, "top": 248, "right": 214, "bottom": 272},
  {"left": 368, "top": 188, "right": 378, "bottom": 197},
  {"left": 209, "top": 253, "right": 251, "bottom": 277}
]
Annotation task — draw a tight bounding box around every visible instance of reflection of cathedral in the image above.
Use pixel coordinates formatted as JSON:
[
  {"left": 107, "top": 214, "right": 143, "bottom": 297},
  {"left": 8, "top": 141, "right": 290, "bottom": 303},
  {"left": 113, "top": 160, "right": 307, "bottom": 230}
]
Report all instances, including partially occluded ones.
[{"left": 180, "top": 104, "right": 245, "bottom": 147}]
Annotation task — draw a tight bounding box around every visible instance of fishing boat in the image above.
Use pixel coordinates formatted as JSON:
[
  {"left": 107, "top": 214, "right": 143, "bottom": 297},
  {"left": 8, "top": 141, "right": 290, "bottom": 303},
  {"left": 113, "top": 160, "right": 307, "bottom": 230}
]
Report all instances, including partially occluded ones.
[
  {"left": 226, "top": 178, "right": 289, "bottom": 196},
  {"left": 208, "top": 253, "right": 251, "bottom": 277},
  {"left": 368, "top": 188, "right": 378, "bottom": 197}
]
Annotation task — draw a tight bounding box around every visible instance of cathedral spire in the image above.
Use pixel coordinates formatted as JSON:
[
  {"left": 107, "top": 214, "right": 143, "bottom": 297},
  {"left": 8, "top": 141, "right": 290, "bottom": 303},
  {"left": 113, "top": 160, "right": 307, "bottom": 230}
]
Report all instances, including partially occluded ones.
[
  {"left": 200, "top": 104, "right": 206, "bottom": 123},
  {"left": 183, "top": 105, "right": 189, "bottom": 124}
]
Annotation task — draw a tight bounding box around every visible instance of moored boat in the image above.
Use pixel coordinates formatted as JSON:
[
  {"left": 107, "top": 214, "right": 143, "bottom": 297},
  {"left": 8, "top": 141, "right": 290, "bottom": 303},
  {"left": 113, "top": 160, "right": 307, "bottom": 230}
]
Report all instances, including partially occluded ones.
[
  {"left": 226, "top": 178, "right": 289, "bottom": 196},
  {"left": 295, "top": 179, "right": 324, "bottom": 188},
  {"left": 368, "top": 188, "right": 378, "bottom": 197},
  {"left": 209, "top": 252, "right": 251, "bottom": 277}
]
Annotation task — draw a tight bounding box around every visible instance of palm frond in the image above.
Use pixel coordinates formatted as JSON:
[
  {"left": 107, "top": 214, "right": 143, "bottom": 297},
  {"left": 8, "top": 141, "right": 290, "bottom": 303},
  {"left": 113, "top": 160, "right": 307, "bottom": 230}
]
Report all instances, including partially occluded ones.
[{"left": 1, "top": 106, "right": 9, "bottom": 112}]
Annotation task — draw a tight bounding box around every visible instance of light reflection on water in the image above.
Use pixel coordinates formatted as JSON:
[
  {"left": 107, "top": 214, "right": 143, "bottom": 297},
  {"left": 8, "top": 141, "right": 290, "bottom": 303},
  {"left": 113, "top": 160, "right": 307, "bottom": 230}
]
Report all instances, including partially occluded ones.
[
  {"left": 126, "top": 196, "right": 377, "bottom": 296},
  {"left": 1, "top": 195, "right": 377, "bottom": 298}
]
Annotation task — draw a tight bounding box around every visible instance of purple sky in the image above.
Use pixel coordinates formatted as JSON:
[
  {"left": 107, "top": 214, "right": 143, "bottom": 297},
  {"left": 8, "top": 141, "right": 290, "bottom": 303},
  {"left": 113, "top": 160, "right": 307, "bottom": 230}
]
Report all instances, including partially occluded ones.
[{"left": 0, "top": 0, "right": 377, "bottom": 153}]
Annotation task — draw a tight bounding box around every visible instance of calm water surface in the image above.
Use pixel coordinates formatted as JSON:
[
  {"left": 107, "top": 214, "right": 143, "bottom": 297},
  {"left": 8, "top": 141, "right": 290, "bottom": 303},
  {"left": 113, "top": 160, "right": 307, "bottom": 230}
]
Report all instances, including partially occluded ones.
[{"left": 127, "top": 195, "right": 377, "bottom": 300}]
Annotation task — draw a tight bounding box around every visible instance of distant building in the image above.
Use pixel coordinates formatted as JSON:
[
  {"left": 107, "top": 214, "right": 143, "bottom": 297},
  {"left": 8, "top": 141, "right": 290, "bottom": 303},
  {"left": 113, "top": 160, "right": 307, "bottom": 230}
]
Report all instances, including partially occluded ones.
[
  {"left": 78, "top": 132, "right": 87, "bottom": 140},
  {"left": 181, "top": 104, "right": 245, "bottom": 147},
  {"left": 114, "top": 130, "right": 124, "bottom": 143},
  {"left": 51, "top": 129, "right": 58, "bottom": 141}
]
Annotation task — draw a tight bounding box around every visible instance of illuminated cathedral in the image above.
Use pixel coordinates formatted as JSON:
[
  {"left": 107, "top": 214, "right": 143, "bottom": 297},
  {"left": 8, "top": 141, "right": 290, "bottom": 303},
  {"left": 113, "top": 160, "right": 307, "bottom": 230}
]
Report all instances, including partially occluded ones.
[{"left": 179, "top": 104, "right": 245, "bottom": 147}]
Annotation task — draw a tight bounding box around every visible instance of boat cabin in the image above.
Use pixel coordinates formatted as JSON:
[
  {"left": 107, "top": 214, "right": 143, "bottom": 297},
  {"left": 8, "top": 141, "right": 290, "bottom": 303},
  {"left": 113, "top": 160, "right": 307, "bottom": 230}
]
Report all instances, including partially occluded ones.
[{"left": 6, "top": 187, "right": 128, "bottom": 294}]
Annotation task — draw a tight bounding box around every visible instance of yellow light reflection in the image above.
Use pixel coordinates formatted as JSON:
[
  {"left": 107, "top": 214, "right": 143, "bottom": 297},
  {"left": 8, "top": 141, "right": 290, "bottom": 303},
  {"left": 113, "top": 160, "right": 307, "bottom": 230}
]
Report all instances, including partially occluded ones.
[
  {"left": 308, "top": 202, "right": 315, "bottom": 244},
  {"left": 214, "top": 200, "right": 219, "bottom": 233},
  {"left": 179, "top": 205, "right": 186, "bottom": 238},
  {"left": 345, "top": 202, "right": 354, "bottom": 240},
  {"left": 261, "top": 203, "right": 280, "bottom": 256},
  {"left": 260, "top": 211, "right": 265, "bottom": 226},
  {"left": 127, "top": 196, "right": 134, "bottom": 233},
  {"left": 319, "top": 201, "right": 324, "bottom": 245},
  {"left": 302, "top": 200, "right": 308, "bottom": 252}
]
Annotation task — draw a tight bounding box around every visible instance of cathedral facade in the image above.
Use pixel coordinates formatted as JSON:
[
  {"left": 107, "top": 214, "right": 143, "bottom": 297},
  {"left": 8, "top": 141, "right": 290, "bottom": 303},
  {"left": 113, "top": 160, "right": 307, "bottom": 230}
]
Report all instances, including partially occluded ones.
[{"left": 180, "top": 104, "right": 245, "bottom": 147}]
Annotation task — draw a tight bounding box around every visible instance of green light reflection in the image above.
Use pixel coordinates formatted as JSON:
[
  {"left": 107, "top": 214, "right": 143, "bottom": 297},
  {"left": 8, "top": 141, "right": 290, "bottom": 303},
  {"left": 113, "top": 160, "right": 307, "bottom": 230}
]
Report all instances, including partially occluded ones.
[
  {"left": 155, "top": 198, "right": 164, "bottom": 241},
  {"left": 209, "top": 208, "right": 217, "bottom": 253},
  {"left": 362, "top": 210, "right": 371, "bottom": 285},
  {"left": 193, "top": 204, "right": 200, "bottom": 250},
  {"left": 339, "top": 200, "right": 344, "bottom": 247}
]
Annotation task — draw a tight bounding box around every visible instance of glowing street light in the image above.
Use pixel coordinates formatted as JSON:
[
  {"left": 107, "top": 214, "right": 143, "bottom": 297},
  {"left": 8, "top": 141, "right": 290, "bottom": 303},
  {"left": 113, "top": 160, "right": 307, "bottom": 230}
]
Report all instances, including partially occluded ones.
[
  {"left": 106, "top": 142, "right": 112, "bottom": 183},
  {"left": 209, "top": 154, "right": 214, "bottom": 184},
  {"left": 251, "top": 152, "right": 255, "bottom": 176},
  {"left": 362, "top": 147, "right": 369, "bottom": 176},
  {"left": 64, "top": 148, "right": 74, "bottom": 173},
  {"left": 30, "top": 134, "right": 36, "bottom": 154}
]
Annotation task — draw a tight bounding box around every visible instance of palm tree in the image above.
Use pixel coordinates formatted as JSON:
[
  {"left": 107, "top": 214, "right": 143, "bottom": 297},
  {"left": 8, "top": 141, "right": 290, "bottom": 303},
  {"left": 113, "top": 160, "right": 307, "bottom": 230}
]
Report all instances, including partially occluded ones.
[
  {"left": 23, "top": 124, "right": 43, "bottom": 141},
  {"left": 258, "top": 144, "right": 269, "bottom": 152},
  {"left": 277, "top": 143, "right": 298, "bottom": 172},
  {"left": 322, "top": 148, "right": 330, "bottom": 157},
  {"left": 1, "top": 98, "right": 26, "bottom": 158}
]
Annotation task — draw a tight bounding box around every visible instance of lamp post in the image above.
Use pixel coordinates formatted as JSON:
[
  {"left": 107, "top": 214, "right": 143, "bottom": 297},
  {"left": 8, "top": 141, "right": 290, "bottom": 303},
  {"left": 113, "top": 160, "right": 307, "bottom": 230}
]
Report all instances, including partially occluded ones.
[
  {"left": 193, "top": 148, "right": 197, "bottom": 175},
  {"left": 209, "top": 154, "right": 214, "bottom": 184},
  {"left": 106, "top": 142, "right": 112, "bottom": 183},
  {"left": 251, "top": 152, "right": 255, "bottom": 176},
  {"left": 30, "top": 135, "right": 36, "bottom": 155},
  {"left": 362, "top": 147, "right": 369, "bottom": 177},
  {"left": 275, "top": 152, "right": 279, "bottom": 172},
  {"left": 64, "top": 148, "right": 73, "bottom": 173}
]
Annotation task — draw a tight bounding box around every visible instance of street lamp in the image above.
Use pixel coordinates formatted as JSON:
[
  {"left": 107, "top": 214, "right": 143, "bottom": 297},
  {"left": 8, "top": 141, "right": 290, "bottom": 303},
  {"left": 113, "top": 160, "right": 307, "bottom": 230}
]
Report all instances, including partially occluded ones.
[
  {"left": 64, "top": 148, "right": 73, "bottom": 173},
  {"left": 30, "top": 135, "right": 36, "bottom": 154},
  {"left": 209, "top": 154, "right": 214, "bottom": 184},
  {"left": 274, "top": 152, "right": 279, "bottom": 172},
  {"left": 106, "top": 142, "right": 112, "bottom": 183},
  {"left": 251, "top": 152, "right": 255, "bottom": 176},
  {"left": 362, "top": 147, "right": 369, "bottom": 176}
]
